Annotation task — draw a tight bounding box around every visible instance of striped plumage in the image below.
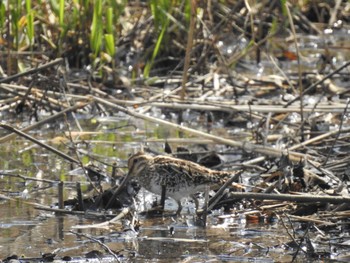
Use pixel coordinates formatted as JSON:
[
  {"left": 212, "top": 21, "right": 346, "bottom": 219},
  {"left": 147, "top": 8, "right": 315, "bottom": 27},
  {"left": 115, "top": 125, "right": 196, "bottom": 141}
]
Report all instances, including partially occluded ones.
[{"left": 127, "top": 152, "right": 237, "bottom": 214}]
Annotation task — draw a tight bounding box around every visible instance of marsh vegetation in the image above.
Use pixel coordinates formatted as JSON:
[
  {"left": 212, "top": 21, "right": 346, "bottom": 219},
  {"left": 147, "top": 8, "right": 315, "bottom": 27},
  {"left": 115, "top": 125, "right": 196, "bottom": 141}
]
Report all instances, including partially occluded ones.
[{"left": 0, "top": 1, "right": 350, "bottom": 262}]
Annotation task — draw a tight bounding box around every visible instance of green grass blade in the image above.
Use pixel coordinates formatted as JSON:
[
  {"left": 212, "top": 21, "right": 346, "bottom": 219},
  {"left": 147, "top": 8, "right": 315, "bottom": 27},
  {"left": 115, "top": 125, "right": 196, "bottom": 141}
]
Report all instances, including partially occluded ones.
[
  {"left": 144, "top": 0, "right": 172, "bottom": 78},
  {"left": 280, "top": 0, "right": 288, "bottom": 17},
  {"left": 25, "top": 0, "right": 34, "bottom": 45},
  {"left": 90, "top": 0, "right": 102, "bottom": 56},
  {"left": 144, "top": 24, "right": 167, "bottom": 78},
  {"left": 106, "top": 7, "right": 113, "bottom": 34},
  {"left": 59, "top": 0, "right": 64, "bottom": 26},
  {"left": 48, "top": 0, "right": 59, "bottom": 16},
  {"left": 0, "top": 2, "right": 5, "bottom": 31},
  {"left": 25, "top": 0, "right": 31, "bottom": 13},
  {"left": 26, "top": 11, "right": 34, "bottom": 45},
  {"left": 104, "top": 33, "right": 115, "bottom": 57},
  {"left": 11, "top": 0, "right": 22, "bottom": 49}
]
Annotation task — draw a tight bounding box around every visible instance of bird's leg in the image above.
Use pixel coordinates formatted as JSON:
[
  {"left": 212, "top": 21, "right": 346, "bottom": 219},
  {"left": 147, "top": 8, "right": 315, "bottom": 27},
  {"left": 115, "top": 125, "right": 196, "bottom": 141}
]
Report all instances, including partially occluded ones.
[
  {"left": 191, "top": 194, "right": 199, "bottom": 212},
  {"left": 176, "top": 200, "right": 182, "bottom": 215},
  {"left": 160, "top": 185, "right": 166, "bottom": 211}
]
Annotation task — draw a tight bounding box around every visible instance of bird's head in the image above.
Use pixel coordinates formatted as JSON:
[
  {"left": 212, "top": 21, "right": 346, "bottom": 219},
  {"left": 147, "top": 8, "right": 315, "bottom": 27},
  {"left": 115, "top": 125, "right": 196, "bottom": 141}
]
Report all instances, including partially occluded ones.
[{"left": 127, "top": 152, "right": 153, "bottom": 178}]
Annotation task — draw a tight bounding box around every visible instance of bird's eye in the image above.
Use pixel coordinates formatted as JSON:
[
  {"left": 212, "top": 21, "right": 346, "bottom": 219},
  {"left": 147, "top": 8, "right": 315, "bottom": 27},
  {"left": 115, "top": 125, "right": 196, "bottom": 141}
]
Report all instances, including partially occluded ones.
[{"left": 134, "top": 159, "right": 138, "bottom": 163}]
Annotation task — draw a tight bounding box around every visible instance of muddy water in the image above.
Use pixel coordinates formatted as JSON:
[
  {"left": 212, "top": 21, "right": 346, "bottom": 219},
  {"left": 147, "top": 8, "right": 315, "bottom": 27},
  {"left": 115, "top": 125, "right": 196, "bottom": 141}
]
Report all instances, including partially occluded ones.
[
  {"left": 0, "top": 116, "right": 295, "bottom": 262},
  {"left": 0, "top": 203, "right": 292, "bottom": 262}
]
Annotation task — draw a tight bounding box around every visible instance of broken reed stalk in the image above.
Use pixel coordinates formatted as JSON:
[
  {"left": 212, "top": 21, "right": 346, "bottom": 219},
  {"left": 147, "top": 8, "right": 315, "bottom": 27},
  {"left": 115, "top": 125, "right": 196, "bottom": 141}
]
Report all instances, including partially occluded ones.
[
  {"left": 0, "top": 102, "right": 88, "bottom": 143},
  {"left": 58, "top": 181, "right": 64, "bottom": 209},
  {"left": 0, "top": 122, "right": 104, "bottom": 195},
  {"left": 206, "top": 171, "right": 242, "bottom": 212},
  {"left": 285, "top": 60, "right": 350, "bottom": 107},
  {"left": 0, "top": 172, "right": 57, "bottom": 184},
  {"left": 0, "top": 123, "right": 79, "bottom": 164},
  {"left": 0, "top": 83, "right": 69, "bottom": 108},
  {"left": 69, "top": 231, "right": 121, "bottom": 261},
  {"left": 76, "top": 182, "right": 85, "bottom": 211},
  {"left": 284, "top": 2, "right": 304, "bottom": 141},
  {"left": 323, "top": 98, "right": 350, "bottom": 165},
  {"left": 141, "top": 101, "right": 350, "bottom": 113},
  {"left": 180, "top": 0, "right": 196, "bottom": 100},
  {"left": 1, "top": 192, "right": 109, "bottom": 221},
  {"left": 34, "top": 205, "right": 118, "bottom": 217},
  {"left": 72, "top": 207, "right": 130, "bottom": 229},
  {"left": 0, "top": 192, "right": 60, "bottom": 211},
  {"left": 227, "top": 192, "right": 350, "bottom": 204},
  {"left": 5, "top": 82, "right": 350, "bottom": 113},
  {"left": 93, "top": 96, "right": 313, "bottom": 163},
  {"left": 0, "top": 58, "right": 63, "bottom": 84},
  {"left": 287, "top": 214, "right": 335, "bottom": 226},
  {"left": 288, "top": 125, "right": 350, "bottom": 151}
]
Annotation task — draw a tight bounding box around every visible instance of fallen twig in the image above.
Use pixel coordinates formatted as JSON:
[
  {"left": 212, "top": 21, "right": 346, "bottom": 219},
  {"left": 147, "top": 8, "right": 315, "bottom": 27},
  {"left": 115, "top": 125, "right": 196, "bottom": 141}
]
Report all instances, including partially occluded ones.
[
  {"left": 285, "top": 60, "right": 350, "bottom": 106},
  {"left": 0, "top": 58, "right": 63, "bottom": 84},
  {"left": 227, "top": 192, "right": 350, "bottom": 204},
  {"left": 69, "top": 230, "right": 121, "bottom": 261},
  {"left": 0, "top": 101, "right": 89, "bottom": 143},
  {"left": 93, "top": 96, "right": 314, "bottom": 162},
  {"left": 72, "top": 207, "right": 130, "bottom": 229},
  {"left": 0, "top": 123, "right": 79, "bottom": 164},
  {"left": 205, "top": 171, "right": 243, "bottom": 212}
]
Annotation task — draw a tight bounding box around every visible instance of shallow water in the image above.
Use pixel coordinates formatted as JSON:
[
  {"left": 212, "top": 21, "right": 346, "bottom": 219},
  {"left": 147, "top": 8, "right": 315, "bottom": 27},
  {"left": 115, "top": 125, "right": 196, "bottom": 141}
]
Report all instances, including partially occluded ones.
[
  {"left": 1, "top": 25, "right": 350, "bottom": 262},
  {"left": 0, "top": 202, "right": 293, "bottom": 262},
  {"left": 0, "top": 114, "right": 337, "bottom": 263}
]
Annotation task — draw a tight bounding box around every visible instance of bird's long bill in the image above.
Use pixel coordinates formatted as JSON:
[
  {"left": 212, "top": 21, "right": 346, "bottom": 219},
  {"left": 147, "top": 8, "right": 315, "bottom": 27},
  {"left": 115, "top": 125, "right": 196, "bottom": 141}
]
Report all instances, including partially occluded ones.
[
  {"left": 105, "top": 172, "right": 134, "bottom": 209},
  {"left": 120, "top": 172, "right": 132, "bottom": 188},
  {"left": 111, "top": 172, "right": 133, "bottom": 198}
]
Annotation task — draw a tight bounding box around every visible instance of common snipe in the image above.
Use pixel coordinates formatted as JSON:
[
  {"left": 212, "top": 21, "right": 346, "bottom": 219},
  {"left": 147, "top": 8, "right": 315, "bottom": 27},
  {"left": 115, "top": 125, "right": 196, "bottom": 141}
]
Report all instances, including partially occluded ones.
[{"left": 127, "top": 152, "right": 240, "bottom": 215}]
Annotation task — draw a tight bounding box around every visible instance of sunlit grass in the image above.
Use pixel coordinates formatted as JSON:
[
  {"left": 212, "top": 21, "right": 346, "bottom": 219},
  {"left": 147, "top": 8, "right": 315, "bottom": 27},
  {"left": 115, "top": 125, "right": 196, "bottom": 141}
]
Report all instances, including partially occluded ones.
[
  {"left": 1, "top": 0, "right": 194, "bottom": 79},
  {"left": 144, "top": 0, "right": 190, "bottom": 78},
  {"left": 90, "top": 0, "right": 102, "bottom": 59},
  {"left": 1, "top": 0, "right": 123, "bottom": 70}
]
